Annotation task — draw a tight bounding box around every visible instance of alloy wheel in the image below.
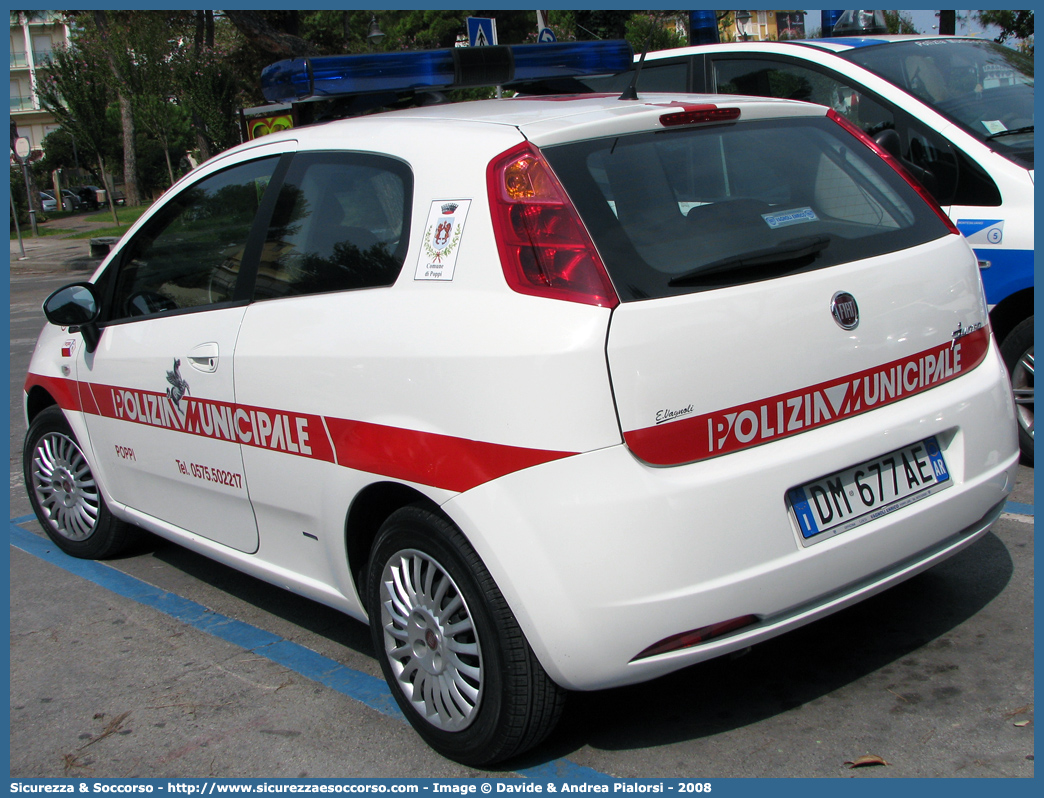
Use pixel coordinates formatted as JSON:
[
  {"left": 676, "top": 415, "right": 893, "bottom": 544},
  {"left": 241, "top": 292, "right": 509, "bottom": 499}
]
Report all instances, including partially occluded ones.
[
  {"left": 30, "top": 431, "right": 100, "bottom": 541},
  {"left": 379, "top": 548, "right": 483, "bottom": 731},
  {"left": 1011, "top": 345, "right": 1034, "bottom": 441}
]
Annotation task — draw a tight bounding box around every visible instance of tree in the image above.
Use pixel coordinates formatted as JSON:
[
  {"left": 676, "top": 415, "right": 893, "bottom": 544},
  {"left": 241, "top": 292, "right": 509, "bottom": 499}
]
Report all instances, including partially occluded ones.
[
  {"left": 35, "top": 41, "right": 123, "bottom": 224},
  {"left": 223, "top": 10, "right": 319, "bottom": 57},
  {"left": 574, "top": 11, "right": 633, "bottom": 41},
  {"left": 89, "top": 10, "right": 142, "bottom": 207},
  {"left": 976, "top": 10, "right": 1034, "bottom": 53},
  {"left": 536, "top": 11, "right": 579, "bottom": 43},
  {"left": 882, "top": 11, "right": 919, "bottom": 35},
  {"left": 383, "top": 10, "right": 473, "bottom": 50},
  {"left": 172, "top": 13, "right": 241, "bottom": 162},
  {"left": 123, "top": 11, "right": 196, "bottom": 187},
  {"left": 624, "top": 12, "right": 687, "bottom": 52}
]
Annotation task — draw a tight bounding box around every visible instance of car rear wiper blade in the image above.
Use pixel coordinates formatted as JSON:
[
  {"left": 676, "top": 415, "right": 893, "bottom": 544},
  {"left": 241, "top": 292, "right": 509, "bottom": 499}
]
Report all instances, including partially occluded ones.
[
  {"left": 668, "top": 235, "right": 831, "bottom": 287},
  {"left": 985, "top": 125, "right": 1034, "bottom": 140}
]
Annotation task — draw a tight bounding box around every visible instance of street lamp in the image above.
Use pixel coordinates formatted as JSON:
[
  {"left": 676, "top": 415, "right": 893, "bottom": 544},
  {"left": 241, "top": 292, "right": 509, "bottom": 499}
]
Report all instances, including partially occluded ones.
[
  {"left": 367, "top": 15, "right": 385, "bottom": 47},
  {"left": 736, "top": 10, "right": 752, "bottom": 41}
]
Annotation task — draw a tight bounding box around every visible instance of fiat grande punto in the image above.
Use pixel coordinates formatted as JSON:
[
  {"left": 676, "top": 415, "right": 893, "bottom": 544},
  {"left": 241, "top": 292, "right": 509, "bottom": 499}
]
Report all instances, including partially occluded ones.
[{"left": 23, "top": 42, "right": 1020, "bottom": 765}]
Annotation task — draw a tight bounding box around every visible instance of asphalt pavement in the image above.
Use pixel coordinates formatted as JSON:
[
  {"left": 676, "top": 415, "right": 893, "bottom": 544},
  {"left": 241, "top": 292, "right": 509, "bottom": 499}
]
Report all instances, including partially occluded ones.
[{"left": 7, "top": 218, "right": 1035, "bottom": 779}]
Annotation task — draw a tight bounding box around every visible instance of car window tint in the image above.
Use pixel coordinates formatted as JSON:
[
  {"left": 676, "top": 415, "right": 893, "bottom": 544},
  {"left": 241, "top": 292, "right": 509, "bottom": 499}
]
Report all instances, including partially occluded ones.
[
  {"left": 712, "top": 56, "right": 895, "bottom": 134},
  {"left": 636, "top": 61, "right": 689, "bottom": 92},
  {"left": 894, "top": 116, "right": 961, "bottom": 205},
  {"left": 253, "top": 152, "right": 413, "bottom": 300},
  {"left": 544, "top": 116, "right": 951, "bottom": 301},
  {"left": 108, "top": 157, "right": 278, "bottom": 321},
  {"left": 841, "top": 40, "right": 1033, "bottom": 156},
  {"left": 709, "top": 56, "right": 994, "bottom": 207}
]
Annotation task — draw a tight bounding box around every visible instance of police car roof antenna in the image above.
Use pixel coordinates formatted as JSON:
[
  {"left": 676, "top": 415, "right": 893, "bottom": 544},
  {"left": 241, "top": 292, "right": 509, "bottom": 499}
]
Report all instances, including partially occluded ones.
[{"left": 619, "top": 34, "right": 651, "bottom": 101}]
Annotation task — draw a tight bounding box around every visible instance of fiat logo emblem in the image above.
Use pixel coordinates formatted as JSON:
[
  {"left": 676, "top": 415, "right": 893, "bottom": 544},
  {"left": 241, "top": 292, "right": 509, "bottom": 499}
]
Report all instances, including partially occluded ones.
[{"left": 831, "top": 292, "right": 859, "bottom": 330}]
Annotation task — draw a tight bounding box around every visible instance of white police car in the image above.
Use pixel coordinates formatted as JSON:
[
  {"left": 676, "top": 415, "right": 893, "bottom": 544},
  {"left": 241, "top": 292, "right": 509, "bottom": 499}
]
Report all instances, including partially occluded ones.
[
  {"left": 23, "top": 41, "right": 1020, "bottom": 765},
  {"left": 587, "top": 34, "right": 1034, "bottom": 461}
]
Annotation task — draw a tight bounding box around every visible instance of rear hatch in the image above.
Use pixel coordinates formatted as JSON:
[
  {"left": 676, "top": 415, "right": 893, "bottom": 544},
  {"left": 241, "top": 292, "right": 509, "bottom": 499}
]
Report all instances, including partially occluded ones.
[{"left": 539, "top": 104, "right": 990, "bottom": 465}]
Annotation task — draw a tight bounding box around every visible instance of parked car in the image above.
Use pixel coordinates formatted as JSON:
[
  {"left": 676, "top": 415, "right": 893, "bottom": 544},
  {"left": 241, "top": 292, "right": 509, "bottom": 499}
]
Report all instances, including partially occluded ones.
[
  {"left": 76, "top": 184, "right": 126, "bottom": 209},
  {"left": 23, "top": 42, "right": 1020, "bottom": 766},
  {"left": 75, "top": 186, "right": 103, "bottom": 210},
  {"left": 584, "top": 35, "right": 1035, "bottom": 461},
  {"left": 60, "top": 189, "right": 81, "bottom": 211},
  {"left": 39, "top": 191, "right": 72, "bottom": 212}
]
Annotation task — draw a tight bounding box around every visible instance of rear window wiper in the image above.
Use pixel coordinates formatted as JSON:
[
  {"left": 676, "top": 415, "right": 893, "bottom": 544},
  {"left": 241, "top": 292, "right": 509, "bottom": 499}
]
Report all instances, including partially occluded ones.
[
  {"left": 668, "top": 235, "right": 831, "bottom": 287},
  {"left": 985, "top": 125, "right": 1034, "bottom": 140}
]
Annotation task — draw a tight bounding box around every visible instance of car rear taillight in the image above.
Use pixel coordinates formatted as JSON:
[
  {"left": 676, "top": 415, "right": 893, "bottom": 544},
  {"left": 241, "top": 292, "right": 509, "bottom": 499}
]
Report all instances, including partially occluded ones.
[
  {"left": 827, "top": 109, "right": 960, "bottom": 236},
  {"left": 487, "top": 141, "right": 619, "bottom": 308}
]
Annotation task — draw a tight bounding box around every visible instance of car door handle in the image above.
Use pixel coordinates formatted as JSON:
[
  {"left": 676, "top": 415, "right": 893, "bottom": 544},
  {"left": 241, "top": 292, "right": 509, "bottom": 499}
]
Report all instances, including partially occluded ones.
[{"left": 187, "top": 342, "right": 220, "bottom": 373}]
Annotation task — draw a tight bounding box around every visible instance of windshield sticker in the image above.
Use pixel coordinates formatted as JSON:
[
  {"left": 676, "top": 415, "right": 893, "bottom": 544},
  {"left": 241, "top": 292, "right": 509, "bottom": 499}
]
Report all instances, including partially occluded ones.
[
  {"left": 981, "top": 120, "right": 1008, "bottom": 135},
  {"left": 956, "top": 219, "right": 1004, "bottom": 245},
  {"left": 417, "top": 199, "right": 471, "bottom": 281},
  {"left": 762, "top": 207, "right": 819, "bottom": 229}
]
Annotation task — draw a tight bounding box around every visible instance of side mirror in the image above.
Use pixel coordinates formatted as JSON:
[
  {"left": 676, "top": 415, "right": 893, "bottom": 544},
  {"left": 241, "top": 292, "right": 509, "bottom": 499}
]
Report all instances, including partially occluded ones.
[{"left": 43, "top": 282, "right": 102, "bottom": 353}]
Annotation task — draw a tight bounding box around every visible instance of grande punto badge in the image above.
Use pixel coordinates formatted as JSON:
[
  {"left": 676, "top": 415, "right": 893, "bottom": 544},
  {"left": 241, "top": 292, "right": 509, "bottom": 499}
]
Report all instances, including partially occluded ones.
[{"left": 831, "top": 292, "right": 859, "bottom": 330}]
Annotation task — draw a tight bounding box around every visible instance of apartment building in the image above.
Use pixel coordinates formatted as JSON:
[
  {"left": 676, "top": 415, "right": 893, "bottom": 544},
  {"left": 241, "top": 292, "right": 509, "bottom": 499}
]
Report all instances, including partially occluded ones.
[{"left": 10, "top": 10, "right": 71, "bottom": 157}]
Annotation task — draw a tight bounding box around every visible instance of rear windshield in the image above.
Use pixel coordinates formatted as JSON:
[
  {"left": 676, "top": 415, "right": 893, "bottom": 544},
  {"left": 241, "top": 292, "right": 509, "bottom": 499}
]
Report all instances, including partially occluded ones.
[{"left": 542, "top": 115, "right": 952, "bottom": 301}]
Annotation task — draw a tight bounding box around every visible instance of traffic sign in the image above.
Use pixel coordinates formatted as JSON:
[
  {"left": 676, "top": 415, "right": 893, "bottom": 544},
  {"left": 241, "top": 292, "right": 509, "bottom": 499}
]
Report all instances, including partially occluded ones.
[
  {"left": 467, "top": 17, "right": 497, "bottom": 47},
  {"left": 538, "top": 27, "right": 557, "bottom": 43}
]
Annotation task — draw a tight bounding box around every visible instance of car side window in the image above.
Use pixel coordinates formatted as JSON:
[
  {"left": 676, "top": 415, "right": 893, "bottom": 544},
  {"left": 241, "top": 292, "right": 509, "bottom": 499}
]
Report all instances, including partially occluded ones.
[
  {"left": 887, "top": 112, "right": 960, "bottom": 205},
  {"left": 635, "top": 61, "right": 690, "bottom": 92},
  {"left": 710, "top": 56, "right": 998, "bottom": 208},
  {"left": 107, "top": 157, "right": 279, "bottom": 322},
  {"left": 712, "top": 56, "right": 895, "bottom": 134},
  {"left": 253, "top": 152, "right": 413, "bottom": 300},
  {"left": 888, "top": 111, "right": 1000, "bottom": 207}
]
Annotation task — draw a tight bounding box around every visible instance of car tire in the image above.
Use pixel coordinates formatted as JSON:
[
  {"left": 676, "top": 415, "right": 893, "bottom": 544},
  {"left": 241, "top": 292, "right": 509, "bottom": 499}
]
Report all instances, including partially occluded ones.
[
  {"left": 23, "top": 406, "right": 137, "bottom": 558},
  {"left": 367, "top": 506, "right": 566, "bottom": 765},
  {"left": 1000, "top": 316, "right": 1033, "bottom": 465}
]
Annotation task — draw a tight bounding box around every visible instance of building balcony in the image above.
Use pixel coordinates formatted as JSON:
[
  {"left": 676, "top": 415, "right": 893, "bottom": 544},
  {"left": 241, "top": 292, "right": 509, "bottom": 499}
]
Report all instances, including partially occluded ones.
[
  {"left": 10, "top": 51, "right": 53, "bottom": 69},
  {"left": 11, "top": 10, "right": 63, "bottom": 25},
  {"left": 10, "top": 95, "right": 36, "bottom": 112}
]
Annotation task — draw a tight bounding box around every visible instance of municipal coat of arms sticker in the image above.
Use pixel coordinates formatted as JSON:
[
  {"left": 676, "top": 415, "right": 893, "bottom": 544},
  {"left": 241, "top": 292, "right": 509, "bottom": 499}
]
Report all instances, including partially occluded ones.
[{"left": 416, "top": 199, "right": 471, "bottom": 281}]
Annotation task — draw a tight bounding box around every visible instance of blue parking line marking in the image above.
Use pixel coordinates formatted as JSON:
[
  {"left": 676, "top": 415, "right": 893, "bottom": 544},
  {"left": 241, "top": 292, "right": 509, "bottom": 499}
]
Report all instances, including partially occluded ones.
[
  {"left": 1004, "top": 500, "right": 1034, "bottom": 517},
  {"left": 9, "top": 518, "right": 611, "bottom": 779}
]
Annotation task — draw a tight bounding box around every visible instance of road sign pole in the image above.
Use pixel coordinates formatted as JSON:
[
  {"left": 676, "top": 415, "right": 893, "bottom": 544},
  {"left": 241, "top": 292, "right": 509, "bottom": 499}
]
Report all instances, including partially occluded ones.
[
  {"left": 21, "top": 161, "right": 38, "bottom": 237},
  {"left": 11, "top": 191, "right": 27, "bottom": 259}
]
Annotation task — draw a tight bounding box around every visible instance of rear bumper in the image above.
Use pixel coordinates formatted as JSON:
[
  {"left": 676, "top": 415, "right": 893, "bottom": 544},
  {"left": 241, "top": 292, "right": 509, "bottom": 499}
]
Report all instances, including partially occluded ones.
[{"left": 444, "top": 340, "right": 1019, "bottom": 691}]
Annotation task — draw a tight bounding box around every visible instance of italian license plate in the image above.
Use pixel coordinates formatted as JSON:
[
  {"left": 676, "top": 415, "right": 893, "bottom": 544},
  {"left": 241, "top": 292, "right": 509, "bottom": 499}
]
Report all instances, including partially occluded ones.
[{"left": 788, "top": 436, "right": 951, "bottom": 544}]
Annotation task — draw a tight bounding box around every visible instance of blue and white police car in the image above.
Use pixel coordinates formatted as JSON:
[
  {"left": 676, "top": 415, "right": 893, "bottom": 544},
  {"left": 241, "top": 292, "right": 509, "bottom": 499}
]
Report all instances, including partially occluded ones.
[
  {"left": 23, "top": 41, "right": 1020, "bottom": 765},
  {"left": 588, "top": 33, "right": 1034, "bottom": 461}
]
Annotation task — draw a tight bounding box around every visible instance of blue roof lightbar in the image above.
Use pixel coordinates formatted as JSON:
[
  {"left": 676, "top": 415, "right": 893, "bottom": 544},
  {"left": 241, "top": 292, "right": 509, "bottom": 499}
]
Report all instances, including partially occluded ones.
[
  {"left": 261, "top": 40, "right": 634, "bottom": 104},
  {"left": 508, "top": 41, "right": 633, "bottom": 82}
]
